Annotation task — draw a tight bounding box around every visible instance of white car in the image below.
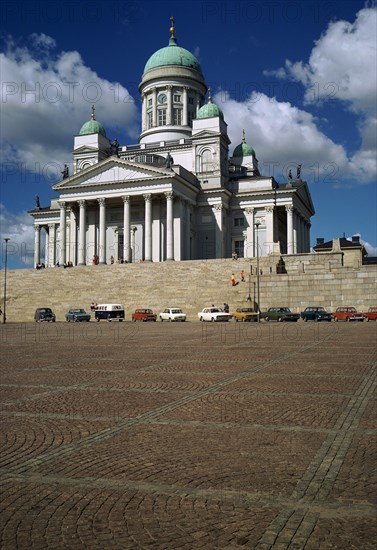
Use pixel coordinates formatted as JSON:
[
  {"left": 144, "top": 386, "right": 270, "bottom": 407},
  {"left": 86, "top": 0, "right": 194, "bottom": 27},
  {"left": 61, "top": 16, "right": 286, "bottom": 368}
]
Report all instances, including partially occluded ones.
[
  {"left": 159, "top": 307, "right": 187, "bottom": 322},
  {"left": 198, "top": 307, "right": 232, "bottom": 322}
]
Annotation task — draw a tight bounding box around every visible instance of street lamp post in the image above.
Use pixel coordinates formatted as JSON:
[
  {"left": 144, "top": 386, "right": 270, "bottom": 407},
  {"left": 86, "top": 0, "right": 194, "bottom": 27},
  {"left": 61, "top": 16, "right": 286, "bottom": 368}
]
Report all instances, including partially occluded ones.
[
  {"left": 254, "top": 221, "right": 261, "bottom": 322},
  {"left": 247, "top": 268, "right": 252, "bottom": 302},
  {"left": 3, "top": 238, "right": 10, "bottom": 324}
]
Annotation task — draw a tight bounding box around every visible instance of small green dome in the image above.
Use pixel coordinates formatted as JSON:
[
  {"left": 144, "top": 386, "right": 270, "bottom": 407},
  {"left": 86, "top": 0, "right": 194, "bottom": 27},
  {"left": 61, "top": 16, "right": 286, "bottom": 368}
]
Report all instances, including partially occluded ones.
[
  {"left": 79, "top": 112, "right": 107, "bottom": 137},
  {"left": 197, "top": 101, "right": 224, "bottom": 120},
  {"left": 233, "top": 131, "right": 255, "bottom": 157},
  {"left": 144, "top": 36, "right": 202, "bottom": 74}
]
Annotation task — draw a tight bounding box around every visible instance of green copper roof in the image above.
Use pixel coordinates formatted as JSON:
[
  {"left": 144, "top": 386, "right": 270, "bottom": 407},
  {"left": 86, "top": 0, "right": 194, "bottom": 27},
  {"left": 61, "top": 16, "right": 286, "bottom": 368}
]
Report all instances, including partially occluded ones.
[
  {"left": 144, "top": 36, "right": 203, "bottom": 74},
  {"left": 233, "top": 131, "right": 255, "bottom": 157},
  {"left": 233, "top": 142, "right": 255, "bottom": 157},
  {"left": 197, "top": 101, "right": 224, "bottom": 120},
  {"left": 79, "top": 117, "right": 107, "bottom": 137}
]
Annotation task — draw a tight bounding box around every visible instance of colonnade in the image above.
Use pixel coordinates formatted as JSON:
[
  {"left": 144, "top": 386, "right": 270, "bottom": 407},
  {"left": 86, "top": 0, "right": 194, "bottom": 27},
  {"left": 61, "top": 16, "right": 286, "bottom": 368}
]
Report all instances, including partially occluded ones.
[
  {"left": 243, "top": 204, "right": 311, "bottom": 258},
  {"left": 33, "top": 191, "right": 178, "bottom": 267}
]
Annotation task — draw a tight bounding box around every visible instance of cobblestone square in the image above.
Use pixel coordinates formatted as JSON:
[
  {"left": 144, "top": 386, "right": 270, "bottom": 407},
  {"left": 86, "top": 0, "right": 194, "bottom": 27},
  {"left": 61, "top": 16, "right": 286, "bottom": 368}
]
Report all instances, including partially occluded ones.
[{"left": 0, "top": 322, "right": 376, "bottom": 549}]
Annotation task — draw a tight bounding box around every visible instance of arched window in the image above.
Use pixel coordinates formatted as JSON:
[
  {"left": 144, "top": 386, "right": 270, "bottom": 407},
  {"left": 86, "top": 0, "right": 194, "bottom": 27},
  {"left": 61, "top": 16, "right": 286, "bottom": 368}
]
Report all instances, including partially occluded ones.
[{"left": 201, "top": 149, "right": 213, "bottom": 173}]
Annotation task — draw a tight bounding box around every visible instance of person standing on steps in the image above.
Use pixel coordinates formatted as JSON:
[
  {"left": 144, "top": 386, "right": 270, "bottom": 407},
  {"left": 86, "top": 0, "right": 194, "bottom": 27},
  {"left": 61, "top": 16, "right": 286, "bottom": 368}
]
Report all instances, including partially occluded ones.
[
  {"left": 231, "top": 273, "right": 236, "bottom": 286},
  {"left": 240, "top": 270, "right": 245, "bottom": 282}
]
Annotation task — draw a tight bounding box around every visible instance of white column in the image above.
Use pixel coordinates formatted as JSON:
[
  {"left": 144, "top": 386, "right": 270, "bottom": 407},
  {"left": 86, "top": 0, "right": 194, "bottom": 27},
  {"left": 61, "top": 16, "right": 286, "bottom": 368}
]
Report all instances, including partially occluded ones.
[
  {"left": 165, "top": 191, "right": 174, "bottom": 261},
  {"left": 34, "top": 225, "right": 41, "bottom": 267},
  {"left": 48, "top": 224, "right": 56, "bottom": 267},
  {"left": 58, "top": 201, "right": 66, "bottom": 265},
  {"left": 70, "top": 208, "right": 77, "bottom": 265},
  {"left": 174, "top": 198, "right": 183, "bottom": 261},
  {"left": 244, "top": 207, "right": 255, "bottom": 258},
  {"left": 78, "top": 200, "right": 86, "bottom": 265},
  {"left": 167, "top": 85, "right": 172, "bottom": 125},
  {"left": 183, "top": 87, "right": 188, "bottom": 126},
  {"left": 143, "top": 193, "right": 152, "bottom": 262},
  {"left": 98, "top": 198, "right": 106, "bottom": 264},
  {"left": 265, "top": 206, "right": 274, "bottom": 254},
  {"left": 152, "top": 199, "right": 161, "bottom": 262},
  {"left": 122, "top": 195, "right": 131, "bottom": 262},
  {"left": 44, "top": 226, "right": 49, "bottom": 266},
  {"left": 294, "top": 212, "right": 299, "bottom": 253},
  {"left": 213, "top": 204, "right": 223, "bottom": 258},
  {"left": 286, "top": 205, "right": 294, "bottom": 254}
]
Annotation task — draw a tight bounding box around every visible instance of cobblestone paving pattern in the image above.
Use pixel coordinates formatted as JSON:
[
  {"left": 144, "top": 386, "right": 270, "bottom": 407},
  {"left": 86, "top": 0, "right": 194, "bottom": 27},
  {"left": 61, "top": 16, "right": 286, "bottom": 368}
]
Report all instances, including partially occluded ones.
[{"left": 0, "top": 321, "right": 376, "bottom": 549}]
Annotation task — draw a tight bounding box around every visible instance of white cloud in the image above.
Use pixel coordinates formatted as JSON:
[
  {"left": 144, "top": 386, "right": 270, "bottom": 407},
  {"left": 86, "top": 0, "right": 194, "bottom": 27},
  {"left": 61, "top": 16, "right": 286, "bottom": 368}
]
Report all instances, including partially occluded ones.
[
  {"left": 215, "top": 90, "right": 359, "bottom": 184},
  {"left": 0, "top": 34, "right": 139, "bottom": 174},
  {"left": 263, "top": 6, "right": 377, "bottom": 183},
  {"left": 0, "top": 203, "right": 35, "bottom": 266}
]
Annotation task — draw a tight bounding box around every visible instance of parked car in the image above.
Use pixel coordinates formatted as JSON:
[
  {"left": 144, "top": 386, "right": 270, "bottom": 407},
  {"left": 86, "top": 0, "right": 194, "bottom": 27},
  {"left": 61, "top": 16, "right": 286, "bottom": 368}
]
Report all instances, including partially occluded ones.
[
  {"left": 198, "top": 307, "right": 232, "bottom": 322},
  {"left": 363, "top": 307, "right": 377, "bottom": 321},
  {"left": 159, "top": 308, "right": 186, "bottom": 322},
  {"left": 331, "top": 307, "right": 365, "bottom": 322},
  {"left": 95, "top": 304, "right": 125, "bottom": 322},
  {"left": 66, "top": 308, "right": 91, "bottom": 322},
  {"left": 132, "top": 308, "right": 157, "bottom": 322},
  {"left": 300, "top": 306, "right": 333, "bottom": 322},
  {"left": 232, "top": 307, "right": 258, "bottom": 322},
  {"left": 261, "top": 307, "right": 300, "bottom": 322},
  {"left": 34, "top": 307, "right": 56, "bottom": 322}
]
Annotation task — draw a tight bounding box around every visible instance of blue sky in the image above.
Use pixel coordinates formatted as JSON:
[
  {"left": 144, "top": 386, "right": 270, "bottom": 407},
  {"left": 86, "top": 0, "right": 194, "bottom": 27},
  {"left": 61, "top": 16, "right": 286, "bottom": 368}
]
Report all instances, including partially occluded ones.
[{"left": 1, "top": 0, "right": 376, "bottom": 268}]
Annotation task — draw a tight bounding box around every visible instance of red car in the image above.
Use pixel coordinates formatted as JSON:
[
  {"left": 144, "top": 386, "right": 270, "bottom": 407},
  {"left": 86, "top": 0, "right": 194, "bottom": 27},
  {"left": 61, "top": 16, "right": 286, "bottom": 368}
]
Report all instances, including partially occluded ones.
[
  {"left": 131, "top": 308, "right": 157, "bottom": 322},
  {"left": 363, "top": 307, "right": 377, "bottom": 322},
  {"left": 331, "top": 307, "right": 365, "bottom": 322}
]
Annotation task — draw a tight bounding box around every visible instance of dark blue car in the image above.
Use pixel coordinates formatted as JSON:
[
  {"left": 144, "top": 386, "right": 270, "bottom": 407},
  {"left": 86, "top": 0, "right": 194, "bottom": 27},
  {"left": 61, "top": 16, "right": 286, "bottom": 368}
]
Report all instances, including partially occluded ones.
[{"left": 300, "top": 307, "right": 333, "bottom": 322}]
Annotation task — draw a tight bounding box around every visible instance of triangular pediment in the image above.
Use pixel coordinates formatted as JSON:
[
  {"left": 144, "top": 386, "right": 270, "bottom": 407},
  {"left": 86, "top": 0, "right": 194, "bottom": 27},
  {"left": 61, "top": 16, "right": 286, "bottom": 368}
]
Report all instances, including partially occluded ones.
[{"left": 53, "top": 157, "right": 174, "bottom": 190}]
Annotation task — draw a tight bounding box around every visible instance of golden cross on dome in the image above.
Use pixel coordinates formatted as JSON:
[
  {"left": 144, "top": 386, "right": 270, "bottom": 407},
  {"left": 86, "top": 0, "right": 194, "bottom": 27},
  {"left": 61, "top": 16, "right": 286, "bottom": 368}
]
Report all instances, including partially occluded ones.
[
  {"left": 242, "top": 129, "right": 246, "bottom": 142},
  {"left": 170, "top": 16, "right": 176, "bottom": 37},
  {"left": 91, "top": 104, "right": 95, "bottom": 120},
  {"left": 208, "top": 87, "right": 212, "bottom": 103}
]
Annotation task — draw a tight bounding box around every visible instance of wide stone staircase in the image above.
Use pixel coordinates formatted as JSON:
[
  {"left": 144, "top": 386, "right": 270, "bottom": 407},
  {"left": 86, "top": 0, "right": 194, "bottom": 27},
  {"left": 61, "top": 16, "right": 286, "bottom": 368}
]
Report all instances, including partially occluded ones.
[
  {"left": 3, "top": 256, "right": 376, "bottom": 323},
  {"left": 4, "top": 260, "right": 256, "bottom": 323}
]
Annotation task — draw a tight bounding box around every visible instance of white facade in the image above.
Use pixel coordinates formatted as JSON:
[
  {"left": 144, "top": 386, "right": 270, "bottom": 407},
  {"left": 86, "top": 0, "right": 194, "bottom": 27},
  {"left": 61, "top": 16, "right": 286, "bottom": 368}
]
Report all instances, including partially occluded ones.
[{"left": 30, "top": 25, "right": 314, "bottom": 267}]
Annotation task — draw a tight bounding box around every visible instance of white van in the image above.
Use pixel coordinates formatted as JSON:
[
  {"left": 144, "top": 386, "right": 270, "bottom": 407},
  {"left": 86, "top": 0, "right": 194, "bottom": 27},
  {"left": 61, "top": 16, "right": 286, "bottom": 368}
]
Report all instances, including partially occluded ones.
[{"left": 95, "top": 304, "right": 125, "bottom": 322}]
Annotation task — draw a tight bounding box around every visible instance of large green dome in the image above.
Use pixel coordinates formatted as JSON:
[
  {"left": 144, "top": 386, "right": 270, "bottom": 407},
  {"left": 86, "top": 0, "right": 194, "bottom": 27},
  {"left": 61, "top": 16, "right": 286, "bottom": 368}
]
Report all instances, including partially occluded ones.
[
  {"left": 143, "top": 19, "right": 202, "bottom": 75},
  {"left": 79, "top": 113, "right": 107, "bottom": 137}
]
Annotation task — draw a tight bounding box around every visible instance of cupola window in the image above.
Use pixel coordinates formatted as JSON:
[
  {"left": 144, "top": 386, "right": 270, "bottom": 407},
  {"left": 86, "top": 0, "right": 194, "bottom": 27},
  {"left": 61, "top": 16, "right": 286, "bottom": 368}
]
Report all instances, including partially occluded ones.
[
  {"left": 173, "top": 108, "right": 182, "bottom": 125},
  {"left": 158, "top": 109, "right": 167, "bottom": 126},
  {"left": 174, "top": 94, "right": 181, "bottom": 103},
  {"left": 147, "top": 111, "right": 153, "bottom": 129}
]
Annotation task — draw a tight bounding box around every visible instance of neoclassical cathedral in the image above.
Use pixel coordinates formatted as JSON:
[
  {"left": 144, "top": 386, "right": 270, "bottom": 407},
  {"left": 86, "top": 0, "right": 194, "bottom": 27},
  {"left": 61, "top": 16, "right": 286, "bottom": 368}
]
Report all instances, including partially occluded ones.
[{"left": 30, "top": 19, "right": 314, "bottom": 267}]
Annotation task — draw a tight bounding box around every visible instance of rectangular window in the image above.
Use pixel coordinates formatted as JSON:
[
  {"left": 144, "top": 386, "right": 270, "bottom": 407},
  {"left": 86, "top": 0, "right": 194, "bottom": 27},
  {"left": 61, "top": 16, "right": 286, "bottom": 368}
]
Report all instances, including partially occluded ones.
[
  {"left": 147, "top": 97, "right": 152, "bottom": 107},
  {"left": 188, "top": 97, "right": 194, "bottom": 105},
  {"left": 173, "top": 108, "right": 182, "bottom": 125},
  {"left": 158, "top": 109, "right": 167, "bottom": 125},
  {"left": 174, "top": 94, "right": 181, "bottom": 102},
  {"left": 234, "top": 217, "right": 245, "bottom": 227},
  {"left": 147, "top": 111, "right": 153, "bottom": 129},
  {"left": 188, "top": 111, "right": 194, "bottom": 126}
]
